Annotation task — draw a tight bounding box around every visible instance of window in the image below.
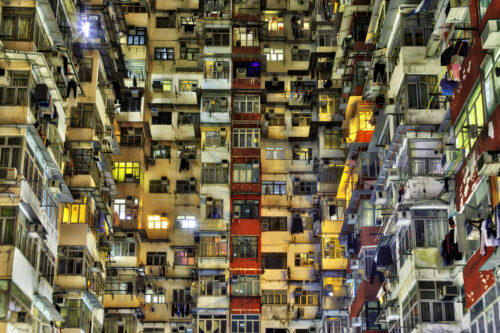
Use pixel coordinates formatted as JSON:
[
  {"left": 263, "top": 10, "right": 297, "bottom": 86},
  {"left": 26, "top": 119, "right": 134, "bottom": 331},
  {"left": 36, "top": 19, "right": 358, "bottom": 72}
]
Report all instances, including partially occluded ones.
[
  {"left": 262, "top": 181, "right": 286, "bottom": 195},
  {"left": 231, "top": 315, "right": 259, "bottom": 333},
  {"left": 324, "top": 129, "right": 341, "bottom": 149},
  {"left": 0, "top": 7, "right": 34, "bottom": 41},
  {"left": 233, "top": 95, "right": 260, "bottom": 113},
  {"left": 206, "top": 61, "right": 230, "bottom": 79},
  {"left": 145, "top": 285, "right": 165, "bottom": 304},
  {"left": 483, "top": 49, "right": 500, "bottom": 120},
  {"left": 175, "top": 215, "right": 196, "bottom": 229},
  {"left": 233, "top": 200, "right": 259, "bottom": 219},
  {"left": 403, "top": 18, "right": 433, "bottom": 46},
  {"left": 406, "top": 75, "right": 439, "bottom": 109},
  {"left": 113, "top": 198, "right": 139, "bottom": 220},
  {"left": 112, "top": 162, "right": 140, "bottom": 183},
  {"left": 320, "top": 165, "right": 343, "bottom": 184},
  {"left": 203, "top": 97, "right": 229, "bottom": 113},
  {"left": 199, "top": 315, "right": 227, "bottom": 333},
  {"left": 152, "top": 79, "right": 173, "bottom": 93},
  {"left": 180, "top": 47, "right": 199, "bottom": 60},
  {"left": 38, "top": 249, "right": 55, "bottom": 286},
  {"left": 105, "top": 276, "right": 134, "bottom": 295},
  {"left": 262, "top": 253, "right": 287, "bottom": 269},
  {"left": 263, "top": 48, "right": 284, "bottom": 61},
  {"left": 295, "top": 290, "right": 318, "bottom": 305},
  {"left": 233, "top": 128, "right": 260, "bottom": 148},
  {"left": 293, "top": 181, "right": 317, "bottom": 195},
  {"left": 292, "top": 49, "right": 310, "bottom": 61},
  {"left": 409, "top": 140, "right": 443, "bottom": 176},
  {"left": 0, "top": 207, "right": 15, "bottom": 245},
  {"left": 120, "top": 127, "right": 143, "bottom": 147},
  {"left": 125, "top": 59, "right": 146, "bottom": 81},
  {"left": 176, "top": 180, "right": 197, "bottom": 193},
  {"left": 146, "top": 252, "right": 166, "bottom": 266},
  {"left": 0, "top": 136, "right": 23, "bottom": 171},
  {"left": 70, "top": 103, "right": 96, "bottom": 128},
  {"left": 295, "top": 252, "right": 314, "bottom": 267},
  {"left": 173, "top": 288, "right": 191, "bottom": 306},
  {"left": 232, "top": 236, "right": 258, "bottom": 258},
  {"left": 178, "top": 113, "right": 200, "bottom": 126},
  {"left": 60, "top": 298, "right": 93, "bottom": 330},
  {"left": 23, "top": 146, "right": 43, "bottom": 200},
  {"left": 323, "top": 238, "right": 344, "bottom": 259},
  {"left": 156, "top": 15, "right": 176, "bottom": 28},
  {"left": 262, "top": 290, "right": 287, "bottom": 305},
  {"left": 149, "top": 179, "right": 170, "bottom": 193},
  {"left": 233, "top": 163, "right": 259, "bottom": 183},
  {"left": 290, "top": 80, "right": 316, "bottom": 91},
  {"left": 200, "top": 235, "right": 228, "bottom": 257},
  {"left": 320, "top": 96, "right": 336, "bottom": 114},
  {"left": 151, "top": 143, "right": 170, "bottom": 158},
  {"left": 318, "top": 30, "right": 335, "bottom": 46},
  {"left": 234, "top": 26, "right": 258, "bottom": 47},
  {"left": 454, "top": 83, "right": 485, "bottom": 155},
  {"left": 403, "top": 281, "right": 455, "bottom": 329},
  {"left": 266, "top": 147, "right": 284, "bottom": 160},
  {"left": 199, "top": 276, "right": 227, "bottom": 295},
  {"left": 265, "top": 17, "right": 284, "bottom": 31},
  {"left": 110, "top": 236, "right": 136, "bottom": 256},
  {"left": 147, "top": 215, "right": 168, "bottom": 229},
  {"left": 202, "top": 164, "right": 229, "bottom": 184},
  {"left": 152, "top": 112, "right": 172, "bottom": 125},
  {"left": 0, "top": 71, "right": 29, "bottom": 106},
  {"left": 261, "top": 216, "right": 287, "bottom": 231},
  {"left": 58, "top": 246, "right": 88, "bottom": 275},
  {"left": 205, "top": 130, "right": 227, "bottom": 147},
  {"left": 127, "top": 27, "right": 146, "bottom": 45},
  {"left": 205, "top": 28, "right": 230, "bottom": 46},
  {"left": 78, "top": 58, "right": 93, "bottom": 82},
  {"left": 154, "top": 47, "right": 174, "bottom": 60},
  {"left": 231, "top": 276, "right": 260, "bottom": 296},
  {"left": 269, "top": 114, "right": 285, "bottom": 126},
  {"left": 479, "top": 0, "right": 492, "bottom": 18},
  {"left": 292, "top": 113, "right": 311, "bottom": 126},
  {"left": 179, "top": 80, "right": 198, "bottom": 92},
  {"left": 413, "top": 210, "right": 448, "bottom": 248},
  {"left": 206, "top": 199, "right": 224, "bottom": 219},
  {"left": 174, "top": 248, "right": 195, "bottom": 265}
]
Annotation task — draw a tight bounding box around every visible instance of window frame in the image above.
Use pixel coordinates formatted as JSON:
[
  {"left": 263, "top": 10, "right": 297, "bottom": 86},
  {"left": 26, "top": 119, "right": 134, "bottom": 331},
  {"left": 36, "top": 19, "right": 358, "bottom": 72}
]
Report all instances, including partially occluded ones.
[{"left": 231, "top": 236, "right": 258, "bottom": 258}]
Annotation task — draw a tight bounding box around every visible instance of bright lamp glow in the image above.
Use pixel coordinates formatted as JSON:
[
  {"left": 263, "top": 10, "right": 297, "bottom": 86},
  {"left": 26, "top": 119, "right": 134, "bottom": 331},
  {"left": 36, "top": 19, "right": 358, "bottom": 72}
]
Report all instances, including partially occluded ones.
[{"left": 82, "top": 21, "right": 90, "bottom": 38}]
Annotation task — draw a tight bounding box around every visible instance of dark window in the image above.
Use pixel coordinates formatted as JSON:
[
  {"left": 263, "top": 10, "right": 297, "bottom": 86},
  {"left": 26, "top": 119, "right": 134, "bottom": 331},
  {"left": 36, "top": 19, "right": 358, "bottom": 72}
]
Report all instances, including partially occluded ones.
[
  {"left": 0, "top": 7, "right": 34, "bottom": 41},
  {"left": 262, "top": 253, "right": 287, "bottom": 269},
  {"left": 149, "top": 179, "right": 169, "bottom": 193},
  {"left": 176, "top": 179, "right": 197, "bottom": 193},
  {"left": 146, "top": 252, "right": 166, "bottom": 266},
  {"left": 262, "top": 181, "right": 286, "bottom": 195},
  {"left": 233, "top": 200, "right": 259, "bottom": 219},
  {"left": 156, "top": 15, "right": 176, "bottom": 28},
  {"left": 78, "top": 58, "right": 93, "bottom": 82},
  {"left": 292, "top": 49, "right": 310, "bottom": 61},
  {"left": 232, "top": 236, "right": 258, "bottom": 258},
  {"left": 261, "top": 217, "right": 287, "bottom": 231},
  {"left": 120, "top": 127, "right": 143, "bottom": 147},
  {"left": 205, "top": 28, "right": 230, "bottom": 46},
  {"left": 406, "top": 75, "right": 439, "bottom": 109},
  {"left": 152, "top": 112, "right": 172, "bottom": 125},
  {"left": 293, "top": 181, "right": 317, "bottom": 195}
]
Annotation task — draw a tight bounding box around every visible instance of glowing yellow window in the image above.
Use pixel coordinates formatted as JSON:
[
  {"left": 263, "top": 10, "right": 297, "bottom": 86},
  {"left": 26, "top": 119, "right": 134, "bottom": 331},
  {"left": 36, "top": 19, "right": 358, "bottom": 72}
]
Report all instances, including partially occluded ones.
[
  {"left": 148, "top": 215, "right": 168, "bottom": 229},
  {"left": 62, "top": 199, "right": 87, "bottom": 223}
]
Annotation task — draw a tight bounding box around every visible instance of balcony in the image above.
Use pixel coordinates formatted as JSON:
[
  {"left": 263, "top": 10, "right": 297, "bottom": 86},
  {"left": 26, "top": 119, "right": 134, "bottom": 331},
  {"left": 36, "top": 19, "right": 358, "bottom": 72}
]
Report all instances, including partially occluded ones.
[
  {"left": 64, "top": 157, "right": 102, "bottom": 189},
  {"left": 232, "top": 77, "right": 261, "bottom": 89},
  {"left": 233, "top": 0, "right": 260, "bottom": 21}
]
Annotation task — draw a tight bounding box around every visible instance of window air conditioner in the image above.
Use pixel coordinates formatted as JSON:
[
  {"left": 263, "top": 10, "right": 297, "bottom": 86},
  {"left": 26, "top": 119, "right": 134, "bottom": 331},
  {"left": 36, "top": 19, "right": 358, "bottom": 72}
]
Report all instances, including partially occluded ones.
[
  {"left": 441, "top": 285, "right": 458, "bottom": 301},
  {"left": 215, "top": 62, "right": 224, "bottom": 72},
  {"left": 161, "top": 176, "right": 169, "bottom": 184},
  {"left": 0, "top": 167, "right": 17, "bottom": 181},
  {"left": 236, "top": 68, "right": 246, "bottom": 78},
  {"left": 478, "top": 151, "right": 500, "bottom": 176},
  {"left": 233, "top": 211, "right": 240, "bottom": 218},
  {"left": 481, "top": 20, "right": 500, "bottom": 49},
  {"left": 189, "top": 177, "right": 196, "bottom": 185},
  {"left": 0, "top": 69, "right": 11, "bottom": 86},
  {"left": 387, "top": 168, "right": 400, "bottom": 181},
  {"left": 161, "top": 212, "right": 167, "bottom": 218}
]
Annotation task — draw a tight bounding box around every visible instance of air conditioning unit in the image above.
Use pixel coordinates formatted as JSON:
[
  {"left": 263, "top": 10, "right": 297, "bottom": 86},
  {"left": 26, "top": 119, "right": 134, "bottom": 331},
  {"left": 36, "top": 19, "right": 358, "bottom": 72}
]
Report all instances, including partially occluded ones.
[
  {"left": 397, "top": 210, "right": 411, "bottom": 227},
  {"left": 151, "top": 107, "right": 159, "bottom": 115},
  {"left": 233, "top": 211, "right": 240, "bottom": 218},
  {"left": 49, "top": 180, "right": 61, "bottom": 194},
  {"left": 161, "top": 176, "right": 168, "bottom": 184},
  {"left": 261, "top": 221, "right": 269, "bottom": 231},
  {"left": 127, "top": 127, "right": 135, "bottom": 135},
  {"left": 375, "top": 191, "right": 389, "bottom": 205},
  {"left": 28, "top": 223, "right": 45, "bottom": 238},
  {"left": 189, "top": 177, "right": 196, "bottom": 185},
  {"left": 478, "top": 151, "right": 500, "bottom": 176},
  {"left": 220, "top": 97, "right": 228, "bottom": 107},
  {"left": 206, "top": 196, "right": 213, "bottom": 204},
  {"left": 125, "top": 173, "right": 135, "bottom": 182},
  {"left": 0, "top": 69, "right": 11, "bottom": 86},
  {"left": 350, "top": 260, "right": 360, "bottom": 270},
  {"left": 215, "top": 62, "right": 224, "bottom": 72},
  {"left": 351, "top": 317, "right": 364, "bottom": 327},
  {"left": 446, "top": 0, "right": 470, "bottom": 23},
  {"left": 220, "top": 234, "right": 228, "bottom": 242},
  {"left": 481, "top": 20, "right": 500, "bottom": 49},
  {"left": 347, "top": 214, "right": 358, "bottom": 225},
  {"left": 131, "top": 89, "right": 139, "bottom": 98},
  {"left": 236, "top": 68, "right": 246, "bottom": 78},
  {"left": 272, "top": 77, "right": 279, "bottom": 86},
  {"left": 387, "top": 168, "right": 400, "bottom": 181},
  {"left": 387, "top": 307, "right": 400, "bottom": 321},
  {"left": 252, "top": 159, "right": 259, "bottom": 168},
  {"left": 161, "top": 212, "right": 167, "bottom": 218},
  {"left": 222, "top": 159, "right": 229, "bottom": 167},
  {"left": 441, "top": 285, "right": 458, "bottom": 300},
  {"left": 0, "top": 167, "right": 17, "bottom": 180}
]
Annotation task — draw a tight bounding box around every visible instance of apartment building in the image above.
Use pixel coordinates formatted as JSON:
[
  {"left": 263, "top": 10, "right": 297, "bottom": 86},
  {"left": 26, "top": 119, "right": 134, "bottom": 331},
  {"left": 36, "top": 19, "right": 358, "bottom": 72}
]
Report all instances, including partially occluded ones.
[{"left": 0, "top": 0, "right": 498, "bottom": 332}]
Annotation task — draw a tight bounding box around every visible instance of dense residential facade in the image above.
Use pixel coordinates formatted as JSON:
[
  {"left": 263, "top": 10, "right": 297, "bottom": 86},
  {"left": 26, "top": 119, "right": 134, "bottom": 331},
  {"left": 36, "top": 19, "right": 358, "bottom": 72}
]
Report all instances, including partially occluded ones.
[{"left": 0, "top": 0, "right": 498, "bottom": 332}]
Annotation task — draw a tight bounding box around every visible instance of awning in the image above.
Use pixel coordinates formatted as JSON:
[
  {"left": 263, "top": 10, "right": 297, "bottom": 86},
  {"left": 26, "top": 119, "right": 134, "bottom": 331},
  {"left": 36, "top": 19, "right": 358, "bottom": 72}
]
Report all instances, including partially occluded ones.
[
  {"left": 83, "top": 291, "right": 103, "bottom": 310},
  {"left": 365, "top": 0, "right": 384, "bottom": 44},
  {"left": 34, "top": 294, "right": 64, "bottom": 322},
  {"left": 407, "top": 0, "right": 435, "bottom": 16},
  {"left": 198, "top": 269, "right": 226, "bottom": 276}
]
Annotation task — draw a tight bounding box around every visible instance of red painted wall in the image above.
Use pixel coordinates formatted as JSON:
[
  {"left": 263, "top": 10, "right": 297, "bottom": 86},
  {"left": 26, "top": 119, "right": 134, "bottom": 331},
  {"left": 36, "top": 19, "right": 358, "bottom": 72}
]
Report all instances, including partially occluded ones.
[
  {"left": 463, "top": 247, "right": 496, "bottom": 308},
  {"left": 349, "top": 279, "right": 383, "bottom": 320}
]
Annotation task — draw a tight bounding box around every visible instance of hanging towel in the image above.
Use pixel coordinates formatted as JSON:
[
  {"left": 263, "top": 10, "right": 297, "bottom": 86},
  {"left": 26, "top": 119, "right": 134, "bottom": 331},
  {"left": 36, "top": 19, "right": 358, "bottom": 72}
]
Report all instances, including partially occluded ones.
[
  {"left": 451, "top": 64, "right": 461, "bottom": 80},
  {"left": 291, "top": 217, "right": 304, "bottom": 234}
]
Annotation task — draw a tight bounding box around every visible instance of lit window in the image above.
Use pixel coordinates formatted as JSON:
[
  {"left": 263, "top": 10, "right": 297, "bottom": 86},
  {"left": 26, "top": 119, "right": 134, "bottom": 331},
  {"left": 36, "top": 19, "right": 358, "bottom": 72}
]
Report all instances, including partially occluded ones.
[
  {"left": 454, "top": 83, "right": 485, "bottom": 155},
  {"left": 147, "top": 215, "right": 168, "bottom": 229},
  {"left": 62, "top": 200, "right": 88, "bottom": 224},
  {"left": 263, "top": 48, "right": 284, "bottom": 61},
  {"left": 175, "top": 215, "right": 196, "bottom": 229},
  {"left": 179, "top": 80, "right": 198, "bottom": 92},
  {"left": 163, "top": 80, "right": 173, "bottom": 92},
  {"left": 265, "top": 17, "right": 284, "bottom": 31},
  {"left": 113, "top": 198, "right": 139, "bottom": 220},
  {"left": 265, "top": 147, "right": 284, "bottom": 160},
  {"left": 174, "top": 249, "right": 195, "bottom": 265},
  {"left": 112, "top": 162, "right": 140, "bottom": 183},
  {"left": 295, "top": 252, "right": 314, "bottom": 267}
]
